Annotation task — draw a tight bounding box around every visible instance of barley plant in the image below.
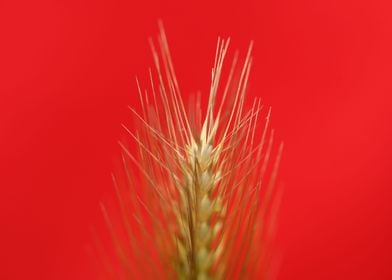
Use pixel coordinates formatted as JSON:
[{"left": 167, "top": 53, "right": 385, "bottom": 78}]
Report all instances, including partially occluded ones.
[{"left": 98, "top": 23, "right": 283, "bottom": 280}]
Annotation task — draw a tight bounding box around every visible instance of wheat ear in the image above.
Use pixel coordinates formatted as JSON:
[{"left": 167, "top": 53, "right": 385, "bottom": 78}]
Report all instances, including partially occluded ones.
[{"left": 101, "top": 22, "right": 283, "bottom": 280}]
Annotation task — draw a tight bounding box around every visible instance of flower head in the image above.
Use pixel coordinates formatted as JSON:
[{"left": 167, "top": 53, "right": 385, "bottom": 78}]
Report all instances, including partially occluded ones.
[{"left": 99, "top": 23, "right": 283, "bottom": 280}]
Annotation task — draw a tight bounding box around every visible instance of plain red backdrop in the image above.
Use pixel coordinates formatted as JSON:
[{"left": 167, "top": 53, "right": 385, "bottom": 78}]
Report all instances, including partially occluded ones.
[{"left": 1, "top": 0, "right": 392, "bottom": 279}]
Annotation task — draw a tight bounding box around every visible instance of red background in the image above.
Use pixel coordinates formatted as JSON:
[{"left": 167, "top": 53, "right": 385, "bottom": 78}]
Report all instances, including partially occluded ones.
[{"left": 1, "top": 0, "right": 392, "bottom": 279}]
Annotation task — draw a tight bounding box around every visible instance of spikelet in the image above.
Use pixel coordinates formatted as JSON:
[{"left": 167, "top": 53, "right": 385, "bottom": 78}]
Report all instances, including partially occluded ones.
[{"left": 99, "top": 23, "right": 283, "bottom": 280}]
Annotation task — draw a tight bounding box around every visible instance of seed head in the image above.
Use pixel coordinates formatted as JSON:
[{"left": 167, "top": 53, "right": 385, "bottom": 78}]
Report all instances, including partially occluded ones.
[{"left": 99, "top": 22, "right": 283, "bottom": 280}]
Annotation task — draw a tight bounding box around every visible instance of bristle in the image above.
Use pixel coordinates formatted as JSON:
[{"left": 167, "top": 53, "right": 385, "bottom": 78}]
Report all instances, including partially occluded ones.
[{"left": 102, "top": 24, "right": 283, "bottom": 280}]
